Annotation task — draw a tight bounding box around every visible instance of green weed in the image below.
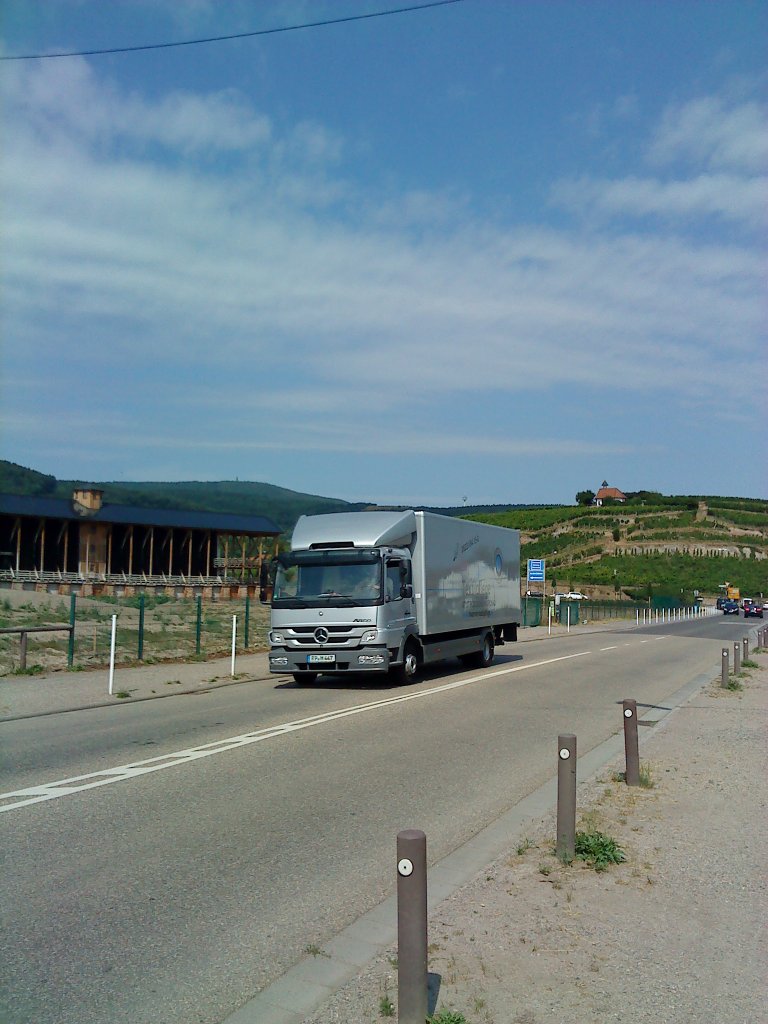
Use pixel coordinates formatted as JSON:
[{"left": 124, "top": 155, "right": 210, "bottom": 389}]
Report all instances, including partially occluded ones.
[
  {"left": 378, "top": 994, "right": 395, "bottom": 1017},
  {"left": 575, "top": 830, "right": 626, "bottom": 871}
]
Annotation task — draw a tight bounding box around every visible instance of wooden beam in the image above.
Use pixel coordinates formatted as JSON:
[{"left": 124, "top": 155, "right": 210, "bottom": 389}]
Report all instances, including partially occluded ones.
[
  {"left": 187, "top": 530, "right": 193, "bottom": 577},
  {"left": 107, "top": 526, "right": 113, "bottom": 575},
  {"left": 206, "top": 532, "right": 211, "bottom": 576},
  {"left": 149, "top": 527, "right": 154, "bottom": 576},
  {"left": 128, "top": 525, "right": 134, "bottom": 576}
]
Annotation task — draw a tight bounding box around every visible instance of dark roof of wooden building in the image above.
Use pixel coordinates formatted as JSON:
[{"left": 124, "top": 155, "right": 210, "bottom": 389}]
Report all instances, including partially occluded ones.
[{"left": 0, "top": 493, "right": 281, "bottom": 536}]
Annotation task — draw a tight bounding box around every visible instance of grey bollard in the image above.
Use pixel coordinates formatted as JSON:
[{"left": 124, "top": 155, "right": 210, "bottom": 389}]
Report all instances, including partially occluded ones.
[
  {"left": 397, "top": 829, "right": 428, "bottom": 1024},
  {"left": 733, "top": 641, "right": 741, "bottom": 675},
  {"left": 623, "top": 699, "right": 640, "bottom": 786},
  {"left": 743, "top": 637, "right": 749, "bottom": 662},
  {"left": 721, "top": 647, "right": 729, "bottom": 688},
  {"left": 556, "top": 734, "right": 577, "bottom": 862}
]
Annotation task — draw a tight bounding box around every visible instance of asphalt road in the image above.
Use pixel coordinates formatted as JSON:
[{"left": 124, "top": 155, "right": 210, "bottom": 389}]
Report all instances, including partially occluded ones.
[{"left": 0, "top": 616, "right": 751, "bottom": 1024}]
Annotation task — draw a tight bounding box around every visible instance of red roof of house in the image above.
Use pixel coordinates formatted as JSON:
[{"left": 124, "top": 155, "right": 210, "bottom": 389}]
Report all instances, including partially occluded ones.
[{"left": 595, "top": 487, "right": 627, "bottom": 501}]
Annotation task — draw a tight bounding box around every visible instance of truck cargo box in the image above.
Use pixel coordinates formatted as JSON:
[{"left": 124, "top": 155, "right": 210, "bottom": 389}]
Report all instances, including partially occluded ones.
[{"left": 413, "top": 512, "right": 521, "bottom": 636}]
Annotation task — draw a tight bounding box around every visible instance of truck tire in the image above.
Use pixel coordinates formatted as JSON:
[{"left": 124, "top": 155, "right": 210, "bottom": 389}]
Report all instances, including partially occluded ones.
[
  {"left": 463, "top": 631, "right": 495, "bottom": 669},
  {"left": 391, "top": 639, "right": 421, "bottom": 684},
  {"left": 292, "top": 671, "right": 318, "bottom": 686}
]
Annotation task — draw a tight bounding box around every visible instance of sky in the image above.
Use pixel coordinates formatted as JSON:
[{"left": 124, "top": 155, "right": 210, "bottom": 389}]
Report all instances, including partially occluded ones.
[{"left": 1, "top": 0, "right": 766, "bottom": 508}]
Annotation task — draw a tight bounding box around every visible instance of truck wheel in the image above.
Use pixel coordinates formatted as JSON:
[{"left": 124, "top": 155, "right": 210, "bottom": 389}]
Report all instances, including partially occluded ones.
[
  {"left": 464, "top": 632, "right": 495, "bottom": 669},
  {"left": 392, "top": 640, "right": 421, "bottom": 684},
  {"left": 292, "top": 671, "right": 318, "bottom": 686}
]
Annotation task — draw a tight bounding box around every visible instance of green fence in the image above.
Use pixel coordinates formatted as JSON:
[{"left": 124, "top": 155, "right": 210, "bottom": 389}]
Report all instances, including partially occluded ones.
[{"left": 0, "top": 593, "right": 271, "bottom": 675}]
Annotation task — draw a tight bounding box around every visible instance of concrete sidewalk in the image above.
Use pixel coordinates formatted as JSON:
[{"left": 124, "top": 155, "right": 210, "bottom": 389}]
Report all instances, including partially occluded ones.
[{"left": 0, "top": 648, "right": 276, "bottom": 721}]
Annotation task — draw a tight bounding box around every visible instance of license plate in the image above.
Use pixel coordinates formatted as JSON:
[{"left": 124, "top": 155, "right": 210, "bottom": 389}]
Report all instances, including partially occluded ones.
[{"left": 308, "top": 654, "right": 335, "bottom": 664}]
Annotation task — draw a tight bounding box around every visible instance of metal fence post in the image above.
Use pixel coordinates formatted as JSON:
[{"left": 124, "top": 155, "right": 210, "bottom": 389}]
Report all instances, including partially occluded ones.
[
  {"left": 623, "top": 699, "right": 640, "bottom": 786},
  {"left": 67, "top": 592, "right": 76, "bottom": 667},
  {"left": 138, "top": 594, "right": 145, "bottom": 661},
  {"left": 556, "top": 734, "right": 577, "bottom": 862},
  {"left": 721, "top": 647, "right": 729, "bottom": 688},
  {"left": 397, "top": 829, "right": 428, "bottom": 1024}
]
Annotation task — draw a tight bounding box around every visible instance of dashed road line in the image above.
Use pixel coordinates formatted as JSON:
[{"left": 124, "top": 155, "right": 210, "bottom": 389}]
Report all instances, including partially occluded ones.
[{"left": 1, "top": 650, "right": 591, "bottom": 814}]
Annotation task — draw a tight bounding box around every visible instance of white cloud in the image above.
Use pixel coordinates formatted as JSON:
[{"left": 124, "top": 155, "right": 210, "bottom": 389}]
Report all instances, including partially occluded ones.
[
  {"left": 648, "top": 96, "right": 768, "bottom": 173},
  {"left": 1, "top": 63, "right": 765, "bottom": 467},
  {"left": 551, "top": 172, "right": 767, "bottom": 226}
]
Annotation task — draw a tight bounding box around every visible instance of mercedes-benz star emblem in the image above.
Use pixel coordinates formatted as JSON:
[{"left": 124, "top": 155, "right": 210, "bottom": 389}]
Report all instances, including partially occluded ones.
[{"left": 314, "top": 627, "right": 329, "bottom": 645}]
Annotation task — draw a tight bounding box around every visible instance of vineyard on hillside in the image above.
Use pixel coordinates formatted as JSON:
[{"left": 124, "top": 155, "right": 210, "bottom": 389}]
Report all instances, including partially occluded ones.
[{"left": 466, "top": 498, "right": 768, "bottom": 599}]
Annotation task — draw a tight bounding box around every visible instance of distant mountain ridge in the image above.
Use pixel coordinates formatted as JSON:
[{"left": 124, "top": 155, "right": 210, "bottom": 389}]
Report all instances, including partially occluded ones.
[
  {"left": 0, "top": 460, "right": 364, "bottom": 532},
  {"left": 0, "top": 460, "right": 543, "bottom": 532}
]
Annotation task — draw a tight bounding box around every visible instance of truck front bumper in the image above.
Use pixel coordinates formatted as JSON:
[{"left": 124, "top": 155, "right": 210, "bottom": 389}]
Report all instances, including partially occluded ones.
[{"left": 268, "top": 647, "right": 392, "bottom": 674}]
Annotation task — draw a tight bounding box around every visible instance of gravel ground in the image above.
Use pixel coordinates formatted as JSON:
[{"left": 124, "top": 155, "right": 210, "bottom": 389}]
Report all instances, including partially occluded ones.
[{"left": 302, "top": 651, "right": 768, "bottom": 1024}]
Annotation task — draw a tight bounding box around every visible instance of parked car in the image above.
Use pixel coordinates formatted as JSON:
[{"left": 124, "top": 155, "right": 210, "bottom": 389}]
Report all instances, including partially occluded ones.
[
  {"left": 564, "top": 592, "right": 588, "bottom": 600},
  {"left": 721, "top": 599, "right": 739, "bottom": 614},
  {"left": 716, "top": 596, "right": 725, "bottom": 609},
  {"left": 743, "top": 600, "right": 764, "bottom": 618}
]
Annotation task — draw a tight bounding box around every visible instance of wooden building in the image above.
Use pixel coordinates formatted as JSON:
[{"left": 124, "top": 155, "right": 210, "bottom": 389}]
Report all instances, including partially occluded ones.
[{"left": 0, "top": 488, "right": 281, "bottom": 595}]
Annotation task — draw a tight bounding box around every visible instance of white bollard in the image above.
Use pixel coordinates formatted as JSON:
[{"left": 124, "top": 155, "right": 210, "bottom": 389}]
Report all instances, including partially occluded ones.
[
  {"left": 108, "top": 614, "right": 117, "bottom": 695},
  {"left": 231, "top": 615, "right": 237, "bottom": 676},
  {"left": 548, "top": 604, "right": 552, "bottom": 636}
]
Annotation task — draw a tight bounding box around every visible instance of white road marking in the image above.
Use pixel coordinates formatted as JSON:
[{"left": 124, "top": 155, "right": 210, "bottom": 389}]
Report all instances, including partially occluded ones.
[
  {"left": 0, "top": 650, "right": 591, "bottom": 814},
  {"left": 600, "top": 646, "right": 618, "bottom": 651}
]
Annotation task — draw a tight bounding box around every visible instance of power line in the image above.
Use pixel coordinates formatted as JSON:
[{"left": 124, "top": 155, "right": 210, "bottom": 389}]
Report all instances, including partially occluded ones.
[{"left": 1, "top": 0, "right": 465, "bottom": 61}]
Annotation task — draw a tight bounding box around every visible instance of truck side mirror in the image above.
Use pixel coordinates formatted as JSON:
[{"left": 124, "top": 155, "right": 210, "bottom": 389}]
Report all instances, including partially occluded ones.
[{"left": 400, "top": 584, "right": 413, "bottom": 600}]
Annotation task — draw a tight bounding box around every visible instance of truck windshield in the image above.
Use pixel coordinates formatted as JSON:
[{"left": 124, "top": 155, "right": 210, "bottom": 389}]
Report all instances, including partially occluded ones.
[{"left": 272, "top": 550, "right": 383, "bottom": 608}]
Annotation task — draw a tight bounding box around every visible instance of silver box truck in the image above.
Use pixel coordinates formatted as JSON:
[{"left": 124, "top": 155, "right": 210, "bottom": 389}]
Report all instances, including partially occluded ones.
[{"left": 264, "top": 510, "right": 521, "bottom": 684}]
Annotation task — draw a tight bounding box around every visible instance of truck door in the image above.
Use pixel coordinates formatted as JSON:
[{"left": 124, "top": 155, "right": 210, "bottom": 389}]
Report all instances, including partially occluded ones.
[{"left": 384, "top": 558, "right": 415, "bottom": 627}]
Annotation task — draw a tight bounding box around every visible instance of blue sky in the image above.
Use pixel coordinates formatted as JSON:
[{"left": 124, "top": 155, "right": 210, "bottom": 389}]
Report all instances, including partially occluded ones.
[{"left": 1, "top": 1, "right": 766, "bottom": 507}]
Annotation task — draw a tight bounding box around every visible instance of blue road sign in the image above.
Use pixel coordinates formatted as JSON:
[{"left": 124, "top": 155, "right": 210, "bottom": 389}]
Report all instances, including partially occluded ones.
[{"left": 527, "top": 558, "right": 545, "bottom": 582}]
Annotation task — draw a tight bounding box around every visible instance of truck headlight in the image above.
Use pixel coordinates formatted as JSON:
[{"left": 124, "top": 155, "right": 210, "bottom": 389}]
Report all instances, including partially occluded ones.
[
  {"left": 269, "top": 631, "right": 285, "bottom": 645},
  {"left": 361, "top": 630, "right": 378, "bottom": 643}
]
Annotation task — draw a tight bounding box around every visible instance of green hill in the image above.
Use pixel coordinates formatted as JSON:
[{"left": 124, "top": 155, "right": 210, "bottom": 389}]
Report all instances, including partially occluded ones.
[
  {"left": 465, "top": 497, "right": 768, "bottom": 598},
  {"left": 0, "top": 460, "right": 366, "bottom": 533}
]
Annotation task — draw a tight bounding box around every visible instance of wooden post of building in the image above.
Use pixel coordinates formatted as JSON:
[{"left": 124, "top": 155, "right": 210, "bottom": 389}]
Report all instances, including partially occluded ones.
[
  {"left": 149, "top": 527, "right": 155, "bottom": 577},
  {"left": 62, "top": 524, "right": 69, "bottom": 574},
  {"left": 40, "top": 520, "right": 46, "bottom": 573},
  {"left": 187, "top": 530, "right": 193, "bottom": 578},
  {"left": 107, "top": 527, "right": 113, "bottom": 576},
  {"left": 241, "top": 536, "right": 246, "bottom": 582},
  {"left": 224, "top": 536, "right": 229, "bottom": 580},
  {"left": 168, "top": 530, "right": 174, "bottom": 576},
  {"left": 15, "top": 519, "right": 21, "bottom": 572},
  {"left": 206, "top": 532, "right": 212, "bottom": 577},
  {"left": 128, "top": 525, "right": 134, "bottom": 576}
]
